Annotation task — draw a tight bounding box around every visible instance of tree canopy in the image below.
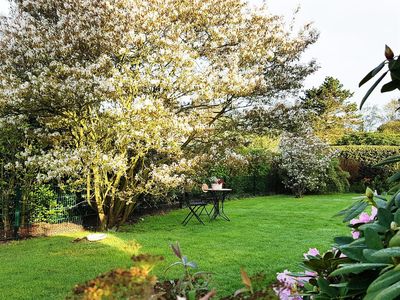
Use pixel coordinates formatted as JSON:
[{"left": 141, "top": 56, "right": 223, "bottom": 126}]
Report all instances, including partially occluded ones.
[
  {"left": 0, "top": 0, "right": 318, "bottom": 229},
  {"left": 299, "top": 76, "right": 361, "bottom": 142}
]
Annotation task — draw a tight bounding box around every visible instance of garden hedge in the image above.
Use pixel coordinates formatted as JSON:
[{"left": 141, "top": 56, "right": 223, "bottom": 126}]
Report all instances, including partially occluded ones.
[
  {"left": 335, "top": 132, "right": 400, "bottom": 146},
  {"left": 334, "top": 145, "right": 400, "bottom": 165}
]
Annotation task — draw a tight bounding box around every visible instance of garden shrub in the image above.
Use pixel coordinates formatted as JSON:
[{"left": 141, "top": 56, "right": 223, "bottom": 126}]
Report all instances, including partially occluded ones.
[
  {"left": 29, "top": 185, "right": 68, "bottom": 224},
  {"left": 336, "top": 132, "right": 400, "bottom": 146},
  {"left": 317, "top": 159, "right": 350, "bottom": 194},
  {"left": 335, "top": 145, "right": 400, "bottom": 166},
  {"left": 277, "top": 129, "right": 335, "bottom": 197},
  {"left": 70, "top": 254, "right": 163, "bottom": 300},
  {"left": 335, "top": 145, "right": 400, "bottom": 193}
]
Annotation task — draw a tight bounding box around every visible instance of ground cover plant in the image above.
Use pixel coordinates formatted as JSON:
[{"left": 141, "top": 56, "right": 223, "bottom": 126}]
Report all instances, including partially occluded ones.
[{"left": 0, "top": 194, "right": 354, "bottom": 299}]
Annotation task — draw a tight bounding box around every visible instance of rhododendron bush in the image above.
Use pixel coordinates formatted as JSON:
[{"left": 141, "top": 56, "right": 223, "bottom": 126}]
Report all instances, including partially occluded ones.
[{"left": 0, "top": 0, "right": 317, "bottom": 229}]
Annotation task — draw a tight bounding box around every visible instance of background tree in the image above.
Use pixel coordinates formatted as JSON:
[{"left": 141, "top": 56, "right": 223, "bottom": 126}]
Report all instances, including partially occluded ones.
[
  {"left": 299, "top": 76, "right": 362, "bottom": 142},
  {"left": 382, "top": 98, "right": 400, "bottom": 122},
  {"left": 0, "top": 0, "right": 318, "bottom": 229},
  {"left": 360, "top": 104, "right": 385, "bottom": 131}
]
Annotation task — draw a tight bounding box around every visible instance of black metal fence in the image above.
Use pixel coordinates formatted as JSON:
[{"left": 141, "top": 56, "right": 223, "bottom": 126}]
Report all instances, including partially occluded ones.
[{"left": 0, "top": 186, "right": 89, "bottom": 241}]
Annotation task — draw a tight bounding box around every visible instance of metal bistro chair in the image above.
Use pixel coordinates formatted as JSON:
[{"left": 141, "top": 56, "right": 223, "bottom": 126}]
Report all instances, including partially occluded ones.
[{"left": 181, "top": 185, "right": 212, "bottom": 226}]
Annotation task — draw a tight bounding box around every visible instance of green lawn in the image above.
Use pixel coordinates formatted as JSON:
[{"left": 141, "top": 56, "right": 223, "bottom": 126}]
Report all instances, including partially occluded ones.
[{"left": 0, "top": 194, "right": 356, "bottom": 299}]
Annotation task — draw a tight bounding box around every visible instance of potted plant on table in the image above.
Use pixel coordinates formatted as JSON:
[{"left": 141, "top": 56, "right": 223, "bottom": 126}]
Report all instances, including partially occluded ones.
[{"left": 209, "top": 176, "right": 224, "bottom": 190}]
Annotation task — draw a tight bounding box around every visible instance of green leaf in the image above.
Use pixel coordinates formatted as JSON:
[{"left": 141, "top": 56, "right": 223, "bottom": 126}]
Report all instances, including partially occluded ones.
[
  {"left": 381, "top": 80, "right": 400, "bottom": 93},
  {"left": 334, "top": 236, "right": 354, "bottom": 246},
  {"left": 339, "top": 245, "right": 366, "bottom": 261},
  {"left": 374, "top": 281, "right": 400, "bottom": 300},
  {"left": 364, "top": 290, "right": 381, "bottom": 300},
  {"left": 377, "top": 208, "right": 393, "bottom": 228},
  {"left": 394, "top": 209, "right": 400, "bottom": 224},
  {"left": 317, "top": 277, "right": 338, "bottom": 297},
  {"left": 314, "top": 295, "right": 331, "bottom": 300},
  {"left": 391, "top": 68, "right": 400, "bottom": 80},
  {"left": 363, "top": 249, "right": 392, "bottom": 264},
  {"left": 360, "top": 71, "right": 388, "bottom": 109},
  {"left": 388, "top": 172, "right": 400, "bottom": 183},
  {"left": 343, "top": 201, "right": 369, "bottom": 222},
  {"left": 364, "top": 228, "right": 383, "bottom": 250},
  {"left": 367, "top": 269, "right": 400, "bottom": 293},
  {"left": 375, "top": 155, "right": 400, "bottom": 167},
  {"left": 359, "top": 61, "right": 386, "bottom": 87},
  {"left": 372, "top": 247, "right": 400, "bottom": 258},
  {"left": 330, "top": 263, "right": 389, "bottom": 276},
  {"left": 359, "top": 223, "right": 387, "bottom": 233},
  {"left": 389, "top": 57, "right": 400, "bottom": 71}
]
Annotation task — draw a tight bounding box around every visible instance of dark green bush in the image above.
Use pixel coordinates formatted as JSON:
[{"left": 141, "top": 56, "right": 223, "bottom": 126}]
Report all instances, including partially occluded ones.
[
  {"left": 29, "top": 185, "right": 68, "bottom": 224},
  {"left": 336, "top": 132, "right": 400, "bottom": 146},
  {"left": 335, "top": 145, "right": 399, "bottom": 193},
  {"left": 317, "top": 159, "right": 350, "bottom": 194}
]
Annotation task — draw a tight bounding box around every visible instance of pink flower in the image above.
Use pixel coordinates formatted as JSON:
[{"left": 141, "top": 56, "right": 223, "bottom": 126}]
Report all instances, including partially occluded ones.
[
  {"left": 350, "top": 207, "right": 377, "bottom": 225},
  {"left": 359, "top": 212, "right": 371, "bottom": 223},
  {"left": 352, "top": 230, "right": 360, "bottom": 239},
  {"left": 303, "top": 248, "right": 320, "bottom": 259},
  {"left": 370, "top": 207, "right": 377, "bottom": 219},
  {"left": 277, "top": 270, "right": 297, "bottom": 286}
]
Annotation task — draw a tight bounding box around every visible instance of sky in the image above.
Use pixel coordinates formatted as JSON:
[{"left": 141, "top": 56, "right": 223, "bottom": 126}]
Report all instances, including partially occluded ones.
[{"left": 0, "top": 0, "right": 399, "bottom": 108}]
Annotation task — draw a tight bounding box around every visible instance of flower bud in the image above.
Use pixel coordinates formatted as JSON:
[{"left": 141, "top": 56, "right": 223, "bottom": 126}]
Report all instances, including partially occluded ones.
[
  {"left": 385, "top": 45, "right": 394, "bottom": 60},
  {"left": 391, "top": 221, "right": 399, "bottom": 231}
]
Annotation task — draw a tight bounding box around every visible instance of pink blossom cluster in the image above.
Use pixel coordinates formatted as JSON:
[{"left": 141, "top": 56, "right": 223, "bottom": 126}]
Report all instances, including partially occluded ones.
[
  {"left": 350, "top": 207, "right": 377, "bottom": 239},
  {"left": 274, "top": 249, "right": 319, "bottom": 300}
]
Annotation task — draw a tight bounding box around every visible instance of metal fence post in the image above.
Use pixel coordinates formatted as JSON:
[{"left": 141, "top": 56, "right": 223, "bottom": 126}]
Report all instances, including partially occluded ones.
[{"left": 13, "top": 185, "right": 22, "bottom": 240}]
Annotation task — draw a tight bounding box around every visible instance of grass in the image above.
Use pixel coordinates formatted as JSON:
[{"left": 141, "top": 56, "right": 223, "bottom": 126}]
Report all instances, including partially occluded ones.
[{"left": 0, "top": 194, "right": 357, "bottom": 299}]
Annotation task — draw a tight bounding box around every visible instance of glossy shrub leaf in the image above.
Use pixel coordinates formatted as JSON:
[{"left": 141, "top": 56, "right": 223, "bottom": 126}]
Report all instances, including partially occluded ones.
[
  {"left": 377, "top": 208, "right": 393, "bottom": 228},
  {"left": 359, "top": 223, "right": 387, "bottom": 233},
  {"left": 360, "top": 71, "right": 388, "bottom": 109},
  {"left": 363, "top": 249, "right": 392, "bottom": 264},
  {"left": 381, "top": 80, "right": 400, "bottom": 93},
  {"left": 394, "top": 209, "right": 400, "bottom": 224},
  {"left": 389, "top": 57, "right": 400, "bottom": 71},
  {"left": 374, "top": 281, "right": 400, "bottom": 300},
  {"left": 364, "top": 228, "right": 383, "bottom": 250},
  {"left": 359, "top": 61, "right": 385, "bottom": 87},
  {"left": 341, "top": 201, "right": 369, "bottom": 222},
  {"left": 388, "top": 171, "right": 400, "bottom": 183},
  {"left": 330, "top": 263, "right": 389, "bottom": 276},
  {"left": 334, "top": 236, "right": 354, "bottom": 246},
  {"left": 372, "top": 247, "right": 400, "bottom": 258},
  {"left": 317, "top": 277, "right": 338, "bottom": 297},
  {"left": 367, "top": 269, "right": 400, "bottom": 293},
  {"left": 375, "top": 154, "right": 400, "bottom": 167},
  {"left": 339, "top": 245, "right": 366, "bottom": 261}
]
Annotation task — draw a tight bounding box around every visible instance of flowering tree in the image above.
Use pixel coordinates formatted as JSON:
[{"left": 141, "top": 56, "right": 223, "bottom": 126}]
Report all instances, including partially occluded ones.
[
  {"left": 277, "top": 128, "right": 335, "bottom": 197},
  {"left": 0, "top": 0, "right": 318, "bottom": 229}
]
